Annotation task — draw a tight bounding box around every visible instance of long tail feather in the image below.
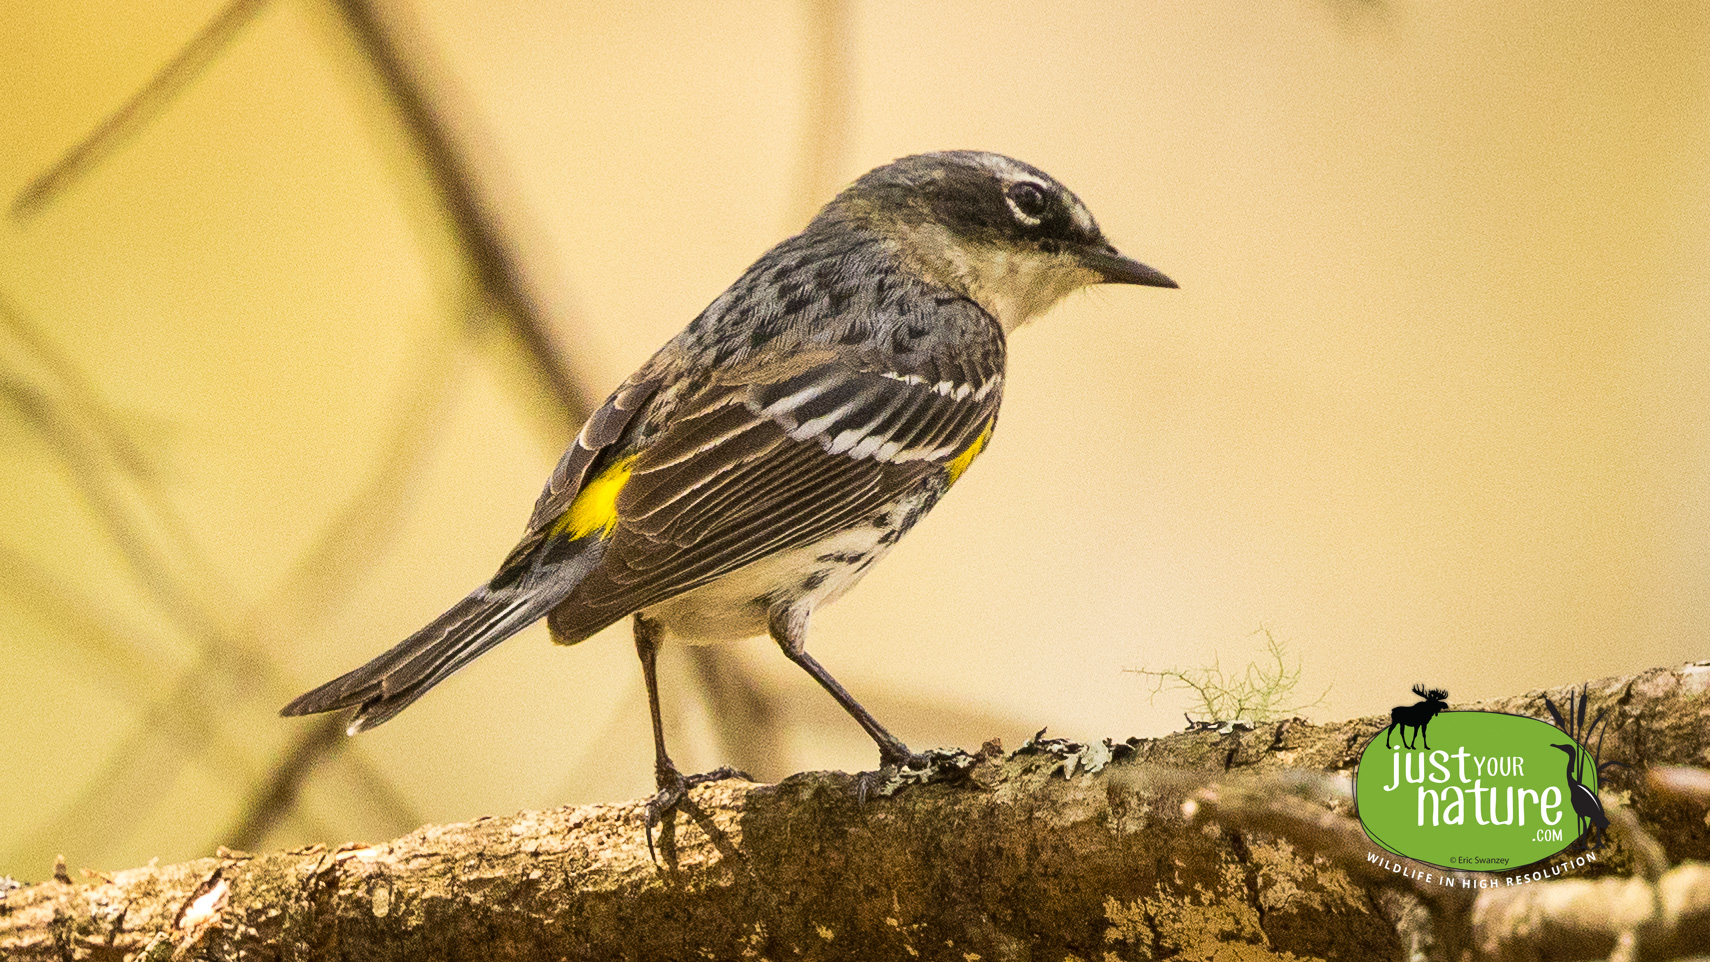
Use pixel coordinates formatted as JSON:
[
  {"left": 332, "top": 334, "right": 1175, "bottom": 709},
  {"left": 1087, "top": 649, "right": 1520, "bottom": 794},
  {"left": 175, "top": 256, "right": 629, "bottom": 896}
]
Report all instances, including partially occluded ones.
[{"left": 282, "top": 544, "right": 604, "bottom": 732}]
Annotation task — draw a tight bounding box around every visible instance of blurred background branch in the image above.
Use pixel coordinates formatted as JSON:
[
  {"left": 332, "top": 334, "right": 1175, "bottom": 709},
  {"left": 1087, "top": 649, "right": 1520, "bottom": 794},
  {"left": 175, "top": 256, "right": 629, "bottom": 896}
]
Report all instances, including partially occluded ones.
[
  {"left": 9, "top": 0, "right": 273, "bottom": 221},
  {"left": 328, "top": 0, "right": 594, "bottom": 425}
]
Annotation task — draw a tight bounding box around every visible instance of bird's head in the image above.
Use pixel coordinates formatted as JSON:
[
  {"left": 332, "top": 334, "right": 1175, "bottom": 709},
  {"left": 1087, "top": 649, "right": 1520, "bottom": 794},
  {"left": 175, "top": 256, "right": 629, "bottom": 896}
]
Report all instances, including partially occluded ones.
[
  {"left": 1551, "top": 743, "right": 1578, "bottom": 757},
  {"left": 824, "top": 150, "right": 1176, "bottom": 332}
]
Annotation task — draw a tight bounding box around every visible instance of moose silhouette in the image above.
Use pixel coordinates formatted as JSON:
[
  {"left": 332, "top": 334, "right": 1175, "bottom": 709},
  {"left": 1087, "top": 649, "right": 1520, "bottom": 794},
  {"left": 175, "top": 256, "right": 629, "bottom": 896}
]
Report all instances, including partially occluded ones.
[
  {"left": 1384, "top": 684, "right": 1449, "bottom": 750},
  {"left": 1552, "top": 742, "right": 1609, "bottom": 850}
]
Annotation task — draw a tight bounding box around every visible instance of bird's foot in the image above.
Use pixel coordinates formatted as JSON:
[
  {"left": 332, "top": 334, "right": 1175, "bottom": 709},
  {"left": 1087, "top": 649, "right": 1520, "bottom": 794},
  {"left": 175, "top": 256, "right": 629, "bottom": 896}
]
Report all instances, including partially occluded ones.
[
  {"left": 855, "top": 746, "right": 978, "bottom": 803},
  {"left": 644, "top": 763, "right": 750, "bottom": 862}
]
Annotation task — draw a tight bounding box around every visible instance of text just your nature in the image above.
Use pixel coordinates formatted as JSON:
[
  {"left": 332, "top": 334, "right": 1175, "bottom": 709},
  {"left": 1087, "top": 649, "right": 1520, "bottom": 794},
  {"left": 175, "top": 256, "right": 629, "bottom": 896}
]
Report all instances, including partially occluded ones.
[{"left": 1383, "top": 747, "right": 1564, "bottom": 829}]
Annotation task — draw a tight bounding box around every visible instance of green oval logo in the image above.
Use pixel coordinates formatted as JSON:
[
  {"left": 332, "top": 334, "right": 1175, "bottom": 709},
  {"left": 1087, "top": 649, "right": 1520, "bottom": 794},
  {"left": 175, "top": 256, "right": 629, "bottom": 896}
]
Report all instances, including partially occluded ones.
[{"left": 1354, "top": 711, "right": 1602, "bottom": 871}]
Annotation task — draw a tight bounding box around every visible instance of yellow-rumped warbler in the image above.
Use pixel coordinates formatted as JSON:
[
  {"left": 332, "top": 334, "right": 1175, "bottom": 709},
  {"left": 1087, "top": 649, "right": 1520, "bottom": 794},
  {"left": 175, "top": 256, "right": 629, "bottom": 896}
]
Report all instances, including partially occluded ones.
[{"left": 283, "top": 151, "right": 1174, "bottom": 818}]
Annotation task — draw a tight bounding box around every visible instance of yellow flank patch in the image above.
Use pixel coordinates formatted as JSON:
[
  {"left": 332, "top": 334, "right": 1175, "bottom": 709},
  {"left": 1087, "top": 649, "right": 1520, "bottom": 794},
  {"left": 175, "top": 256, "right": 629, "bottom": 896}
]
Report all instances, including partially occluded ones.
[
  {"left": 944, "top": 420, "right": 994, "bottom": 487},
  {"left": 552, "top": 454, "right": 638, "bottom": 540}
]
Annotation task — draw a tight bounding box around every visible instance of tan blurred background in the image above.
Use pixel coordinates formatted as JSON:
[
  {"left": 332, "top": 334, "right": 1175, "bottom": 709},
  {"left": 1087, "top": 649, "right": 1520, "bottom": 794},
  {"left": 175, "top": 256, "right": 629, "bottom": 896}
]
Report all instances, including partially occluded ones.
[{"left": 2, "top": 0, "right": 1706, "bottom": 881}]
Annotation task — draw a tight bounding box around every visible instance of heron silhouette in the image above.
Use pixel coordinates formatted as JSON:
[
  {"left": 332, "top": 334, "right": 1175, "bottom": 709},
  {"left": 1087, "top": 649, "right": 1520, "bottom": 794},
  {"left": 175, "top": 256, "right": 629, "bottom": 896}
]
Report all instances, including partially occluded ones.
[{"left": 1552, "top": 742, "right": 1608, "bottom": 850}]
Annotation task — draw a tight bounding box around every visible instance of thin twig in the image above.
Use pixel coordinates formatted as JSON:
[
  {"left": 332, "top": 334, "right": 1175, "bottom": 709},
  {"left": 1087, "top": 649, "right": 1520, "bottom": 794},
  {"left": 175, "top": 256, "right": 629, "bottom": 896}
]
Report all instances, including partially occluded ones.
[
  {"left": 686, "top": 647, "right": 785, "bottom": 778},
  {"left": 328, "top": 0, "right": 593, "bottom": 426},
  {"left": 221, "top": 716, "right": 352, "bottom": 852},
  {"left": 1, "top": 294, "right": 421, "bottom": 855},
  {"left": 790, "top": 0, "right": 854, "bottom": 229},
  {"left": 11, "top": 0, "right": 273, "bottom": 219}
]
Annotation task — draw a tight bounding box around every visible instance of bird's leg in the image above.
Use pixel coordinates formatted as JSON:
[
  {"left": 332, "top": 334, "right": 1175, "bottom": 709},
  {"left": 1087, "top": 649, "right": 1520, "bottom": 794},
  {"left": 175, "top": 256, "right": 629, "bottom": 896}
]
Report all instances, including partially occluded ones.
[
  {"left": 635, "top": 613, "right": 678, "bottom": 788},
  {"left": 634, "top": 613, "right": 744, "bottom": 859},
  {"left": 768, "top": 606, "right": 927, "bottom": 772}
]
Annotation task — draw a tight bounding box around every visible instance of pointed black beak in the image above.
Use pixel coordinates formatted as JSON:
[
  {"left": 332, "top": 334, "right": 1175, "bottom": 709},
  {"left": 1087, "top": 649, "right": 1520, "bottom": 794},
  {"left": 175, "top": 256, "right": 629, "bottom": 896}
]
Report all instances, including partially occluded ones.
[{"left": 1081, "top": 245, "right": 1177, "bottom": 289}]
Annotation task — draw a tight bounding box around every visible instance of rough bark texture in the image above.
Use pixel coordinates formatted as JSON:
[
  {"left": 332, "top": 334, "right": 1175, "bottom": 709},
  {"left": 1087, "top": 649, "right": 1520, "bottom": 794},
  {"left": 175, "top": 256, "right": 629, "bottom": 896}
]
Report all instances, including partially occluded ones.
[{"left": 4, "top": 663, "right": 1709, "bottom": 961}]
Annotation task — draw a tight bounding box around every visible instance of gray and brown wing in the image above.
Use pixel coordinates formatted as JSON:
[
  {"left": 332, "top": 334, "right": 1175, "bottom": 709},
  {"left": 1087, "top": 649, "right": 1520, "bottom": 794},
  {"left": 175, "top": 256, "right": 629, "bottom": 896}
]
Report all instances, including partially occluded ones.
[
  {"left": 282, "top": 376, "right": 661, "bottom": 729},
  {"left": 547, "top": 351, "right": 1003, "bottom": 639},
  {"left": 485, "top": 377, "right": 661, "bottom": 590}
]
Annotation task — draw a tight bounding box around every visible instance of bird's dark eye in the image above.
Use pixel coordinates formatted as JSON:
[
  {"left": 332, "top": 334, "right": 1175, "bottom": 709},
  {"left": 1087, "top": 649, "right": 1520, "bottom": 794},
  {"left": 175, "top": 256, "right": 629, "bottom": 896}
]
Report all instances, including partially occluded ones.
[{"left": 1006, "top": 182, "right": 1048, "bottom": 221}]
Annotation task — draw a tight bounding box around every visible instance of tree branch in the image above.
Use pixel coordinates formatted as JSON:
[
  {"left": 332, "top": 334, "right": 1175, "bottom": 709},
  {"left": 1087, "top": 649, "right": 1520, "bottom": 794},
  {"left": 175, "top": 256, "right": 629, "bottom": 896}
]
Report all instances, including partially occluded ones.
[{"left": 5, "top": 662, "right": 1708, "bottom": 960}]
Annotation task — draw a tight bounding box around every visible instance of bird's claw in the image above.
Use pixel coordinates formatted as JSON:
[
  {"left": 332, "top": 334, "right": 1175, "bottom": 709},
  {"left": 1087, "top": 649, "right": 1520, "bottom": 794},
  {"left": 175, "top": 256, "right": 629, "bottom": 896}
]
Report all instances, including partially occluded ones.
[{"left": 644, "top": 764, "right": 749, "bottom": 862}]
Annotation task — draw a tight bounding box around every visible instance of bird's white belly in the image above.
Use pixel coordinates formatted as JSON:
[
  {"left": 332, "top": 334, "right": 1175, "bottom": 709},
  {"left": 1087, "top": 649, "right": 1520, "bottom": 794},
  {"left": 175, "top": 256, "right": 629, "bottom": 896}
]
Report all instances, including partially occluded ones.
[{"left": 641, "top": 523, "right": 897, "bottom": 644}]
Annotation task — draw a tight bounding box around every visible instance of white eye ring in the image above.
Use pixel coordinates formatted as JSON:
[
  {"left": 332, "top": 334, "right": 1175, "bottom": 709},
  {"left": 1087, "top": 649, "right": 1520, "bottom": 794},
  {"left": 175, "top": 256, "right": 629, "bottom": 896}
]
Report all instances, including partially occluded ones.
[{"left": 1005, "top": 180, "right": 1048, "bottom": 226}]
